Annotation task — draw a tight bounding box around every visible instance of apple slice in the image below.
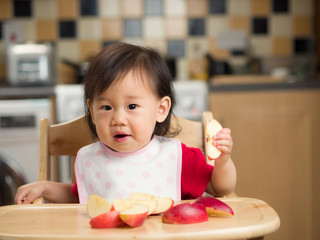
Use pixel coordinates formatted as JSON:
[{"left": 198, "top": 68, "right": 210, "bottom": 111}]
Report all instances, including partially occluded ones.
[
  {"left": 89, "top": 211, "right": 127, "bottom": 228},
  {"left": 162, "top": 202, "right": 208, "bottom": 224},
  {"left": 113, "top": 199, "right": 134, "bottom": 211},
  {"left": 87, "top": 194, "right": 112, "bottom": 218},
  {"left": 130, "top": 192, "right": 154, "bottom": 200},
  {"left": 195, "top": 196, "right": 234, "bottom": 217},
  {"left": 205, "top": 118, "right": 223, "bottom": 160},
  {"left": 119, "top": 204, "right": 149, "bottom": 227},
  {"left": 153, "top": 197, "right": 174, "bottom": 214}
]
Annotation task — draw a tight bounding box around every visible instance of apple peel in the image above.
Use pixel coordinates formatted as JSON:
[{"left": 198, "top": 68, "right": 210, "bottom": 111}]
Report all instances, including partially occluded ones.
[{"left": 195, "top": 196, "right": 234, "bottom": 217}]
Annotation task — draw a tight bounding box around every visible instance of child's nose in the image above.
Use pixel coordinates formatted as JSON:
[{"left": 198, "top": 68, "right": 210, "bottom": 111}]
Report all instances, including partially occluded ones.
[{"left": 111, "top": 110, "right": 127, "bottom": 125}]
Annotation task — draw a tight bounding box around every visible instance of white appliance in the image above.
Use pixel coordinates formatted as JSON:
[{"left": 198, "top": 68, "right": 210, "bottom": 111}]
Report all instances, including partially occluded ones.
[{"left": 0, "top": 98, "right": 51, "bottom": 183}]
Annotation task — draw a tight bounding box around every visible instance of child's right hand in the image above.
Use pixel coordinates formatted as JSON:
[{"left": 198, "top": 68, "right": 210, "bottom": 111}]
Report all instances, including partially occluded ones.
[{"left": 15, "top": 181, "right": 46, "bottom": 204}]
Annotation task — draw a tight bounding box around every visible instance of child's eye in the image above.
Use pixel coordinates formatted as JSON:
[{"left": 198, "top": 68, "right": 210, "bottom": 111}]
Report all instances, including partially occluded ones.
[
  {"left": 128, "top": 104, "right": 137, "bottom": 110},
  {"left": 103, "top": 105, "right": 112, "bottom": 111}
]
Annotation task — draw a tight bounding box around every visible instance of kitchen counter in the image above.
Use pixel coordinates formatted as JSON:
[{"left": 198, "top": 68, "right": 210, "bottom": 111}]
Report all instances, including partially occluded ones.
[
  {"left": 0, "top": 86, "right": 55, "bottom": 99},
  {"left": 209, "top": 75, "right": 320, "bottom": 92}
]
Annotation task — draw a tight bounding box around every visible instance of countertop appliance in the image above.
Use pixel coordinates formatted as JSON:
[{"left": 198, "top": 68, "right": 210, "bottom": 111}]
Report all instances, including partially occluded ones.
[
  {"left": 6, "top": 43, "right": 55, "bottom": 86},
  {"left": 0, "top": 98, "right": 52, "bottom": 183}
]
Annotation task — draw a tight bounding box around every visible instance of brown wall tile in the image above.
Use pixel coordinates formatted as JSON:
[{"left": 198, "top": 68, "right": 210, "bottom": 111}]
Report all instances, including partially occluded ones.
[
  {"left": 36, "top": 20, "right": 57, "bottom": 41},
  {"left": 293, "top": 16, "right": 312, "bottom": 37},
  {"left": 187, "top": 0, "right": 208, "bottom": 17},
  {"left": 79, "top": 41, "right": 101, "bottom": 62},
  {"left": 273, "top": 36, "right": 292, "bottom": 56},
  {"left": 121, "top": 0, "right": 143, "bottom": 17},
  {"left": 251, "top": 0, "right": 270, "bottom": 16},
  {"left": 58, "top": 0, "right": 78, "bottom": 19},
  {"left": 229, "top": 16, "right": 250, "bottom": 33},
  {"left": 0, "top": 0, "right": 12, "bottom": 20},
  {"left": 102, "top": 19, "right": 122, "bottom": 40}
]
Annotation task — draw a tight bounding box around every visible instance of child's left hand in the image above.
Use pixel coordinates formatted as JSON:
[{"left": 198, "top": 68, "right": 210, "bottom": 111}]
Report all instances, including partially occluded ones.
[{"left": 213, "top": 128, "right": 233, "bottom": 163}]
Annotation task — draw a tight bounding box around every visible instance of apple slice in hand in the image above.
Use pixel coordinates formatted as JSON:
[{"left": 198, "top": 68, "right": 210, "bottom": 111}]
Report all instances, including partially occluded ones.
[
  {"left": 119, "top": 204, "right": 149, "bottom": 227},
  {"left": 195, "top": 196, "right": 234, "bottom": 217},
  {"left": 87, "top": 194, "right": 112, "bottom": 218},
  {"left": 162, "top": 203, "right": 208, "bottom": 224},
  {"left": 89, "top": 211, "right": 127, "bottom": 228},
  {"left": 206, "top": 118, "right": 223, "bottom": 160}
]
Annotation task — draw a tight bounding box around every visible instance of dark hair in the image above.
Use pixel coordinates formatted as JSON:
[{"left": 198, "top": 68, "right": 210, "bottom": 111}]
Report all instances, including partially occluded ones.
[{"left": 83, "top": 42, "right": 180, "bottom": 138}]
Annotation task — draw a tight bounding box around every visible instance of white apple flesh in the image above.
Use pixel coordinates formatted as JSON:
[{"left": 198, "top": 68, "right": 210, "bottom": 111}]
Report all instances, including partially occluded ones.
[
  {"left": 195, "top": 196, "right": 234, "bottom": 217},
  {"left": 206, "top": 119, "right": 223, "bottom": 160},
  {"left": 87, "top": 194, "right": 112, "bottom": 218},
  {"left": 162, "top": 202, "right": 208, "bottom": 224}
]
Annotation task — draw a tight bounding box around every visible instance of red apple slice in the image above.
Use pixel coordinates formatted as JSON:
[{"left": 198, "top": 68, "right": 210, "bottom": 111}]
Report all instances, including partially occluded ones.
[
  {"left": 206, "top": 119, "right": 223, "bottom": 160},
  {"left": 87, "top": 194, "right": 112, "bottom": 218},
  {"left": 153, "top": 197, "right": 174, "bottom": 214},
  {"left": 89, "top": 211, "right": 127, "bottom": 228},
  {"left": 195, "top": 196, "right": 234, "bottom": 217},
  {"left": 119, "top": 204, "right": 149, "bottom": 227},
  {"left": 162, "top": 202, "right": 208, "bottom": 224}
]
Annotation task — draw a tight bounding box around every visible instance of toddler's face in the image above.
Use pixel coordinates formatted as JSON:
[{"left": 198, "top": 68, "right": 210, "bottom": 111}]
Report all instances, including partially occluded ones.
[{"left": 88, "top": 71, "right": 170, "bottom": 153}]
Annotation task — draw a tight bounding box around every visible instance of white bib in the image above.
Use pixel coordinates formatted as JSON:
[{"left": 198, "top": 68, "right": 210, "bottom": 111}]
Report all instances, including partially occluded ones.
[{"left": 75, "top": 136, "right": 182, "bottom": 203}]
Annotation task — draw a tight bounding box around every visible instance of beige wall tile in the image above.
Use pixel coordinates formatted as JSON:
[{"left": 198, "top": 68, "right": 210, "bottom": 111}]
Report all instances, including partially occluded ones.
[
  {"left": 102, "top": 19, "right": 122, "bottom": 40},
  {"left": 293, "top": 16, "right": 312, "bottom": 37},
  {"left": 270, "top": 15, "right": 292, "bottom": 36},
  {"left": 292, "top": 0, "right": 313, "bottom": 15},
  {"left": 79, "top": 41, "right": 101, "bottom": 61},
  {"left": 250, "top": 36, "right": 271, "bottom": 57},
  {"left": 34, "top": 0, "right": 57, "bottom": 19},
  {"left": 144, "top": 17, "right": 164, "bottom": 38},
  {"left": 251, "top": 0, "right": 270, "bottom": 16},
  {"left": 207, "top": 16, "right": 229, "bottom": 37},
  {"left": 166, "top": 17, "right": 187, "bottom": 39},
  {"left": 143, "top": 39, "right": 167, "bottom": 55},
  {"left": 121, "top": 0, "right": 143, "bottom": 17},
  {"left": 99, "top": 0, "right": 120, "bottom": 17},
  {"left": 229, "top": 16, "right": 250, "bottom": 33},
  {"left": 36, "top": 20, "right": 57, "bottom": 41},
  {"left": 58, "top": 0, "right": 78, "bottom": 19},
  {"left": 78, "top": 19, "right": 102, "bottom": 40},
  {"left": 0, "top": 0, "right": 12, "bottom": 20},
  {"left": 273, "top": 37, "right": 292, "bottom": 57},
  {"left": 165, "top": 0, "right": 186, "bottom": 16},
  {"left": 12, "top": 19, "right": 35, "bottom": 42},
  {"left": 57, "top": 40, "right": 79, "bottom": 62},
  {"left": 228, "top": 0, "right": 250, "bottom": 16},
  {"left": 187, "top": 0, "right": 208, "bottom": 17}
]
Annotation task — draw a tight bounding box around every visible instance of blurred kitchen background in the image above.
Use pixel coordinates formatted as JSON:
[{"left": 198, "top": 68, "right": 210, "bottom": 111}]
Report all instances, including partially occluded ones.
[{"left": 0, "top": 0, "right": 319, "bottom": 240}]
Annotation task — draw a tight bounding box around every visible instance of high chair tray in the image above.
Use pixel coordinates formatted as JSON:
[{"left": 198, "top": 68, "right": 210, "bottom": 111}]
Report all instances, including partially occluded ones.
[{"left": 0, "top": 197, "right": 280, "bottom": 240}]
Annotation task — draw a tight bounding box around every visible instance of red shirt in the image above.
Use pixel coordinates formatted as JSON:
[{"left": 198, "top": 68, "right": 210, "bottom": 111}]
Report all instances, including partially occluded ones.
[{"left": 72, "top": 143, "right": 214, "bottom": 200}]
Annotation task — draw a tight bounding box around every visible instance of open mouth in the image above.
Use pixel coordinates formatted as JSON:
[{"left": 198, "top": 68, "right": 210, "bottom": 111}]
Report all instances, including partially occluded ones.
[{"left": 113, "top": 133, "right": 130, "bottom": 143}]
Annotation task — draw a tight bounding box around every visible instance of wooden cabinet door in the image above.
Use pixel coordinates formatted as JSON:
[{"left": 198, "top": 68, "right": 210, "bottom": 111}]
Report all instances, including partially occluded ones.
[{"left": 210, "top": 89, "right": 320, "bottom": 240}]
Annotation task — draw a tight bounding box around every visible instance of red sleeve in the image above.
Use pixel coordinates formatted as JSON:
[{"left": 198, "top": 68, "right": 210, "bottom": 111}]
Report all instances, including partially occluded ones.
[
  {"left": 72, "top": 182, "right": 79, "bottom": 198},
  {"left": 181, "top": 143, "right": 214, "bottom": 200}
]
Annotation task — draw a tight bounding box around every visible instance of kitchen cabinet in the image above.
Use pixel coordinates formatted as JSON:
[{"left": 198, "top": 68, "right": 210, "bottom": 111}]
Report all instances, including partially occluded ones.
[{"left": 209, "top": 87, "right": 320, "bottom": 240}]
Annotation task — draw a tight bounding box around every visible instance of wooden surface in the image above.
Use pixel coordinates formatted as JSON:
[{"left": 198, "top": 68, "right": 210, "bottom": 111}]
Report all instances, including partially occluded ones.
[
  {"left": 0, "top": 197, "right": 280, "bottom": 240},
  {"left": 209, "top": 89, "right": 320, "bottom": 240}
]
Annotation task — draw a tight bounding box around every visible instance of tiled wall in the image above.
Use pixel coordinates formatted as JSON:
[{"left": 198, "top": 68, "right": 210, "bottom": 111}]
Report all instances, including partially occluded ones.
[{"left": 0, "top": 0, "right": 314, "bottom": 83}]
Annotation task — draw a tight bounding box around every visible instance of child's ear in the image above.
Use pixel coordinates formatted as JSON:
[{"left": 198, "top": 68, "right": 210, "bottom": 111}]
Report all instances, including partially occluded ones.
[
  {"left": 87, "top": 99, "right": 95, "bottom": 124},
  {"left": 157, "top": 96, "right": 171, "bottom": 123}
]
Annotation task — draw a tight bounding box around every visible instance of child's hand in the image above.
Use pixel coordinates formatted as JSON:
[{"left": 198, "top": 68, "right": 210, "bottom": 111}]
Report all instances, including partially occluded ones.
[
  {"left": 213, "top": 128, "right": 233, "bottom": 163},
  {"left": 15, "top": 182, "right": 46, "bottom": 204}
]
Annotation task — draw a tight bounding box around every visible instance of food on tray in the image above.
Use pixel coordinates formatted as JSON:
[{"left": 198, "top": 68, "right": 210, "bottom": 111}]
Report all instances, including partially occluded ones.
[
  {"left": 195, "top": 196, "right": 234, "bottom": 217},
  {"left": 87, "top": 192, "right": 174, "bottom": 228},
  {"left": 162, "top": 202, "right": 208, "bottom": 224}
]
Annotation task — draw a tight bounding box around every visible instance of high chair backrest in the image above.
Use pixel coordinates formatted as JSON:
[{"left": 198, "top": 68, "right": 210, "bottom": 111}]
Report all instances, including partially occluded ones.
[{"left": 38, "top": 112, "right": 214, "bottom": 184}]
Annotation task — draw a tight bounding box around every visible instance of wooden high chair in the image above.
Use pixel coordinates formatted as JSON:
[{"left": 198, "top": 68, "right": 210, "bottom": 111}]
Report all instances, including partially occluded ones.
[{"left": 36, "top": 111, "right": 216, "bottom": 203}]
